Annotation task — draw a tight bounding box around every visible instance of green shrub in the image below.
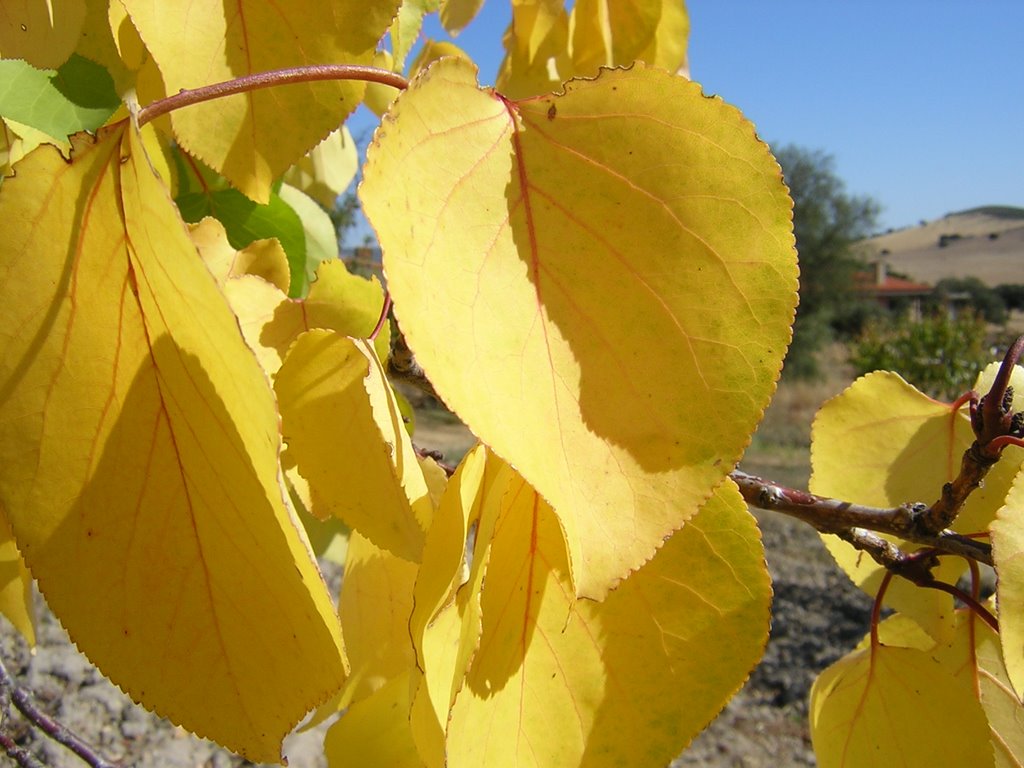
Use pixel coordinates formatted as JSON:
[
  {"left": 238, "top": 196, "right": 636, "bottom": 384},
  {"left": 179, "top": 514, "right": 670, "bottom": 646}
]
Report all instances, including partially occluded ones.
[{"left": 850, "top": 311, "right": 990, "bottom": 400}]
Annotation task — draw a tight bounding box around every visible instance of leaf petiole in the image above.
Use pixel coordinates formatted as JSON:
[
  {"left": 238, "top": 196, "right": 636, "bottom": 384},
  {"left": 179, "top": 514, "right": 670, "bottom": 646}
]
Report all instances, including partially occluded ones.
[{"left": 137, "top": 65, "right": 410, "bottom": 127}]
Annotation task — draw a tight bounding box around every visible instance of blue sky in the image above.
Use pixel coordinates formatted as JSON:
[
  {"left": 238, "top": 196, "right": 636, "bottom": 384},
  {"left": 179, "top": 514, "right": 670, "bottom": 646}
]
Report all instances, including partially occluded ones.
[{"left": 346, "top": 1, "right": 1023, "bottom": 242}]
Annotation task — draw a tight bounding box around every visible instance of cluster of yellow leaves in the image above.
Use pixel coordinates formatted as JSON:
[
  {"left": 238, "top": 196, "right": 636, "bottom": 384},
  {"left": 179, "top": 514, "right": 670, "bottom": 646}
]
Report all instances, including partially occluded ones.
[
  {"left": 320, "top": 445, "right": 772, "bottom": 768},
  {"left": 809, "top": 366, "right": 1024, "bottom": 767},
  {"left": 0, "top": 1, "right": 813, "bottom": 766},
  {"left": 496, "top": 0, "right": 689, "bottom": 98}
]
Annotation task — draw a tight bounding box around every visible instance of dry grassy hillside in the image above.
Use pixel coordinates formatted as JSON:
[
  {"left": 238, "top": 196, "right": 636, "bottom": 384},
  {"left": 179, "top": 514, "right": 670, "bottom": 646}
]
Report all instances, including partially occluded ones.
[{"left": 860, "top": 206, "right": 1024, "bottom": 286}]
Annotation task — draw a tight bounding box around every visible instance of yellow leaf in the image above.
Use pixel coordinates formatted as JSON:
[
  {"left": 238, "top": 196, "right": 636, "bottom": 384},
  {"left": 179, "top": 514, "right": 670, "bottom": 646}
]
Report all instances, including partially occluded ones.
[
  {"left": 418, "top": 454, "right": 449, "bottom": 509},
  {"left": 0, "top": 0, "right": 86, "bottom": 68},
  {"left": 0, "top": 126, "right": 346, "bottom": 761},
  {"left": 409, "top": 445, "right": 491, "bottom": 662},
  {"left": 0, "top": 506, "right": 35, "bottom": 646},
  {"left": 810, "top": 620, "right": 993, "bottom": 768},
  {"left": 391, "top": 0, "right": 440, "bottom": 70},
  {"left": 1, "top": 119, "right": 19, "bottom": 177},
  {"left": 3, "top": 116, "right": 71, "bottom": 160},
  {"left": 191, "top": 217, "right": 291, "bottom": 293},
  {"left": 635, "top": 0, "right": 690, "bottom": 76},
  {"left": 276, "top": 330, "right": 428, "bottom": 560},
  {"left": 234, "top": 239, "right": 292, "bottom": 293},
  {"left": 975, "top": 361, "right": 1024, "bottom": 411},
  {"left": 410, "top": 448, "right": 513, "bottom": 767},
  {"left": 222, "top": 259, "right": 390, "bottom": 378},
  {"left": 496, "top": 1, "right": 572, "bottom": 97},
  {"left": 324, "top": 670, "right": 426, "bottom": 768},
  {"left": 991, "top": 469, "right": 1024, "bottom": 701},
  {"left": 364, "top": 50, "right": 402, "bottom": 117},
  {"left": 811, "top": 371, "right": 1023, "bottom": 639},
  {"left": 282, "top": 125, "right": 359, "bottom": 210},
  {"left": 570, "top": 0, "right": 664, "bottom": 73},
  {"left": 568, "top": 0, "right": 690, "bottom": 77},
  {"left": 121, "top": 0, "right": 401, "bottom": 202},
  {"left": 339, "top": 532, "right": 419, "bottom": 704},
  {"left": 444, "top": 474, "right": 770, "bottom": 767},
  {"left": 409, "top": 40, "right": 474, "bottom": 79},
  {"left": 363, "top": 58, "right": 796, "bottom": 599},
  {"left": 440, "top": 0, "right": 485, "bottom": 35}
]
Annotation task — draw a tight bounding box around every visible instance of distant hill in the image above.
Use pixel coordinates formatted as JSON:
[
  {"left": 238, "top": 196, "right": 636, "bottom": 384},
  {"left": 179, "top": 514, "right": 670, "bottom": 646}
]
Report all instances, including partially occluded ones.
[{"left": 859, "top": 206, "right": 1024, "bottom": 287}]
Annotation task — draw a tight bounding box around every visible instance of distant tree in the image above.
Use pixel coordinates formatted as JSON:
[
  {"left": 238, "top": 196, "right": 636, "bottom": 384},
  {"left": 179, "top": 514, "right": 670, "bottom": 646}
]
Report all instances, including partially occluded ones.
[
  {"left": 774, "top": 145, "right": 881, "bottom": 377},
  {"left": 933, "top": 276, "right": 1007, "bottom": 324},
  {"left": 995, "top": 284, "right": 1024, "bottom": 311},
  {"left": 330, "top": 191, "right": 360, "bottom": 244}
]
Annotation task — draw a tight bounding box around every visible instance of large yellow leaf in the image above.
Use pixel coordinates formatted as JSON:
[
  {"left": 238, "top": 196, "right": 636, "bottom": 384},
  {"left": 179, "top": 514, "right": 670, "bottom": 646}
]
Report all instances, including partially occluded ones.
[
  {"left": 811, "top": 372, "right": 1023, "bottom": 638},
  {"left": 0, "top": 506, "right": 35, "bottom": 646},
  {"left": 0, "top": 125, "right": 346, "bottom": 762},
  {"left": 275, "top": 330, "right": 428, "bottom": 560},
  {"left": 991, "top": 469, "right": 1024, "bottom": 701},
  {"left": 0, "top": 0, "right": 86, "bottom": 68},
  {"left": 121, "top": 0, "right": 401, "bottom": 202},
  {"left": 364, "top": 58, "right": 796, "bottom": 599},
  {"left": 441, "top": 473, "right": 770, "bottom": 767},
  {"left": 809, "top": 618, "right": 993, "bottom": 768}
]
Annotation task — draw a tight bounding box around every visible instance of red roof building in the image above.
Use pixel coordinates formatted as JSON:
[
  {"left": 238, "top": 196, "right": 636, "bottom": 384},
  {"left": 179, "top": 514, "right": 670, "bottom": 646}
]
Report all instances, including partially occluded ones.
[{"left": 854, "top": 261, "right": 933, "bottom": 319}]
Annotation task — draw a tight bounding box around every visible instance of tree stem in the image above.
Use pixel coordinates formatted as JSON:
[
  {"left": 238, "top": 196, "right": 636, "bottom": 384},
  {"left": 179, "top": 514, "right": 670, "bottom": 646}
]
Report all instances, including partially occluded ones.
[
  {"left": 0, "top": 656, "right": 116, "bottom": 768},
  {"left": 731, "top": 469, "right": 993, "bottom": 565},
  {"left": 137, "top": 64, "right": 410, "bottom": 127}
]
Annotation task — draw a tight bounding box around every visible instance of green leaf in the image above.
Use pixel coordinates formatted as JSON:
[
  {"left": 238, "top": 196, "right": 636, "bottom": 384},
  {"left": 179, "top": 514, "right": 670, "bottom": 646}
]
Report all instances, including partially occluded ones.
[
  {"left": 177, "top": 187, "right": 309, "bottom": 297},
  {"left": 278, "top": 182, "right": 340, "bottom": 293},
  {"left": 0, "top": 55, "right": 119, "bottom": 139}
]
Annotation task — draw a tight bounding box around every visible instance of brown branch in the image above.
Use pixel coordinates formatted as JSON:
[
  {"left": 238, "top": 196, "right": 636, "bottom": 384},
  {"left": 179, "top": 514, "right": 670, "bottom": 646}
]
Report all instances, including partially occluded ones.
[
  {"left": 387, "top": 326, "right": 439, "bottom": 401},
  {"left": 731, "top": 469, "right": 993, "bottom": 566},
  {"left": 0, "top": 730, "right": 44, "bottom": 768},
  {"left": 0, "top": 656, "right": 117, "bottom": 768},
  {"left": 137, "top": 64, "right": 410, "bottom": 126},
  {"left": 388, "top": 332, "right": 1022, "bottom": 571}
]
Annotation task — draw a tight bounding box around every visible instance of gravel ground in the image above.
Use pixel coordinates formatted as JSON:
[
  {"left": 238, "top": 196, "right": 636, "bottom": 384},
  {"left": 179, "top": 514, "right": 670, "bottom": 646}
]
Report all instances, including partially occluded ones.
[{"left": 0, "top": 448, "right": 874, "bottom": 768}]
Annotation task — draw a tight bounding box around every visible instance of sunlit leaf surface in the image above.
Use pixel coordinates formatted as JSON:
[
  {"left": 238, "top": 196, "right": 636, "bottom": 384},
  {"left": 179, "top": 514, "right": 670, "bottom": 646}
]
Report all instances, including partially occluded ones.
[
  {"left": 363, "top": 58, "right": 796, "bottom": 598},
  {"left": 276, "top": 330, "right": 428, "bottom": 561},
  {"left": 0, "top": 125, "right": 346, "bottom": 761},
  {"left": 444, "top": 474, "right": 771, "bottom": 767},
  {"left": 811, "top": 611, "right": 996, "bottom": 768}
]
